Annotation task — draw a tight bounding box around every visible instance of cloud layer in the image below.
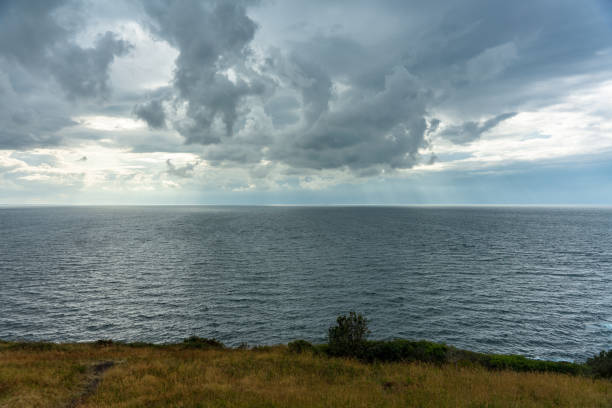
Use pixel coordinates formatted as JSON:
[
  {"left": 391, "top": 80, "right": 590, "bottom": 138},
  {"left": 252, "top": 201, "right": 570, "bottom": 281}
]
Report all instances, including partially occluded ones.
[{"left": 1, "top": 0, "right": 611, "bottom": 203}]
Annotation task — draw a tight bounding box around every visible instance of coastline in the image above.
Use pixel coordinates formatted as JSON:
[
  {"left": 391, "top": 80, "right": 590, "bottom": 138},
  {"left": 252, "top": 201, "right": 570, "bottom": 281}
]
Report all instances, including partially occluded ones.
[{"left": 1, "top": 338, "right": 610, "bottom": 407}]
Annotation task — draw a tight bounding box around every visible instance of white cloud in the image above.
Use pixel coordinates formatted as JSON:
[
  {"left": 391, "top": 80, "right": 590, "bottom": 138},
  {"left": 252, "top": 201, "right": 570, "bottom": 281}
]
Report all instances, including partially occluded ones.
[
  {"left": 75, "top": 115, "right": 145, "bottom": 131},
  {"left": 427, "top": 78, "right": 612, "bottom": 172}
]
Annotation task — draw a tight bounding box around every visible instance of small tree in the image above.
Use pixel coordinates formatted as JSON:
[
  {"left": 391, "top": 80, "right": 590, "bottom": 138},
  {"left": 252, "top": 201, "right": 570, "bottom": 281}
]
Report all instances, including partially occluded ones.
[
  {"left": 327, "top": 312, "right": 370, "bottom": 356},
  {"left": 586, "top": 349, "right": 612, "bottom": 378}
]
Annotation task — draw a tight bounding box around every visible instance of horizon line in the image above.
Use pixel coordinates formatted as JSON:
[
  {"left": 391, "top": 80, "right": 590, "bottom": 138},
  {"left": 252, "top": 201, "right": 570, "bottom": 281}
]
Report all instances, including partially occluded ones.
[{"left": 1, "top": 203, "right": 612, "bottom": 208}]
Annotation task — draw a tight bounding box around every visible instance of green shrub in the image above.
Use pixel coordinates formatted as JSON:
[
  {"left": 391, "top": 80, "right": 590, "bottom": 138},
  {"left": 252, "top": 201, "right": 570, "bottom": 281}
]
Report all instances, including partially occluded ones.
[
  {"left": 328, "top": 312, "right": 370, "bottom": 356},
  {"left": 319, "top": 313, "right": 584, "bottom": 376},
  {"left": 288, "top": 340, "right": 315, "bottom": 354},
  {"left": 483, "top": 354, "right": 581, "bottom": 375},
  {"left": 585, "top": 349, "right": 612, "bottom": 378},
  {"left": 251, "top": 345, "right": 275, "bottom": 352},
  {"left": 315, "top": 344, "right": 330, "bottom": 355},
  {"left": 8, "top": 341, "right": 61, "bottom": 351},
  {"left": 125, "top": 341, "right": 159, "bottom": 348},
  {"left": 360, "top": 340, "right": 448, "bottom": 364},
  {"left": 181, "top": 336, "right": 224, "bottom": 349}
]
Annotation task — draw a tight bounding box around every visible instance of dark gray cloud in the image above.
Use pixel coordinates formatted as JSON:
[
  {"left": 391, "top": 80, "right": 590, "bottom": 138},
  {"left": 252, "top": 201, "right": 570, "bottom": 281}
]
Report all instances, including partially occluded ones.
[
  {"left": 0, "top": 0, "right": 68, "bottom": 67},
  {"left": 134, "top": 99, "right": 166, "bottom": 129},
  {"left": 141, "top": 0, "right": 267, "bottom": 144},
  {"left": 0, "top": 64, "right": 76, "bottom": 149},
  {"left": 270, "top": 67, "right": 429, "bottom": 173},
  {"left": 440, "top": 112, "right": 518, "bottom": 145},
  {"left": 428, "top": 119, "right": 441, "bottom": 134},
  {"left": 49, "top": 31, "right": 132, "bottom": 99},
  {"left": 284, "top": 53, "right": 333, "bottom": 127},
  {"left": 427, "top": 153, "right": 438, "bottom": 165},
  {"left": 136, "top": 0, "right": 611, "bottom": 175},
  {"left": 166, "top": 159, "right": 199, "bottom": 178},
  {"left": 0, "top": 1, "right": 131, "bottom": 100},
  {"left": 1, "top": 0, "right": 611, "bottom": 185},
  {"left": 134, "top": 1, "right": 436, "bottom": 174},
  {"left": 0, "top": 0, "right": 132, "bottom": 149},
  {"left": 396, "top": 0, "right": 612, "bottom": 116},
  {"left": 263, "top": 94, "right": 300, "bottom": 128}
]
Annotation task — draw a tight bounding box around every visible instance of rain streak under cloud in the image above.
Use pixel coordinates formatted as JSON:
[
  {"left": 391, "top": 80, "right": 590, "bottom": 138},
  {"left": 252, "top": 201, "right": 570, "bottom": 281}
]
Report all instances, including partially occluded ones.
[{"left": 1, "top": 0, "right": 612, "bottom": 204}]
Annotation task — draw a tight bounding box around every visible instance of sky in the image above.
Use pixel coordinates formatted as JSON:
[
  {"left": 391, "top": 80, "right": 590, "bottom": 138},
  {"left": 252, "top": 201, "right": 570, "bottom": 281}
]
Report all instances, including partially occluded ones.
[{"left": 1, "top": 0, "right": 611, "bottom": 205}]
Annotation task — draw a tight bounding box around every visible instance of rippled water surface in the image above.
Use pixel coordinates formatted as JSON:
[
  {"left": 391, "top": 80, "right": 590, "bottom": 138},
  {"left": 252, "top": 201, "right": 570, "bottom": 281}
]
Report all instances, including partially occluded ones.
[{"left": 1, "top": 206, "right": 611, "bottom": 361}]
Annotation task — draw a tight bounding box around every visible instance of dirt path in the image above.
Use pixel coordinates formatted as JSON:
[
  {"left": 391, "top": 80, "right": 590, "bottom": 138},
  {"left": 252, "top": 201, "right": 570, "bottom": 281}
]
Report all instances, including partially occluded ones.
[{"left": 67, "top": 361, "right": 115, "bottom": 407}]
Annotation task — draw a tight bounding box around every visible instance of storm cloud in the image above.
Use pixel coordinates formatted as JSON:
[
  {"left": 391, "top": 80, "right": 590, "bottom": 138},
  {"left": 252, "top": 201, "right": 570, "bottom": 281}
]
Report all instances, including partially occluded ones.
[
  {"left": 1, "top": 0, "right": 611, "bottom": 203},
  {"left": 0, "top": 1, "right": 131, "bottom": 99},
  {"left": 131, "top": 0, "right": 611, "bottom": 175},
  {"left": 0, "top": 0, "right": 132, "bottom": 149},
  {"left": 269, "top": 67, "right": 429, "bottom": 173},
  {"left": 140, "top": 0, "right": 267, "bottom": 144},
  {"left": 440, "top": 112, "right": 518, "bottom": 145},
  {"left": 134, "top": 99, "right": 167, "bottom": 129},
  {"left": 49, "top": 31, "right": 132, "bottom": 100}
]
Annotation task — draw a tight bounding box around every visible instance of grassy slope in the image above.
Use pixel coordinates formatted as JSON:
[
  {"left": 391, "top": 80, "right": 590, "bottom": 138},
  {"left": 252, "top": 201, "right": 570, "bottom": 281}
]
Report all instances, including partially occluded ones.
[{"left": 0, "top": 342, "right": 611, "bottom": 408}]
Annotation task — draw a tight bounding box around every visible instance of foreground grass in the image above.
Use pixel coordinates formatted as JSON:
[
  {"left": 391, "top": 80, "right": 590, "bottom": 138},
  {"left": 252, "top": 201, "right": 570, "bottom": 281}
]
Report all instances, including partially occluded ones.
[{"left": 1, "top": 341, "right": 611, "bottom": 408}]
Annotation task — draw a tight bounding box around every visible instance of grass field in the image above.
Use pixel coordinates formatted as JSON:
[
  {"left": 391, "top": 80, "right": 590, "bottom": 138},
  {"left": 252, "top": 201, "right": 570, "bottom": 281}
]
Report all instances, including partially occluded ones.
[{"left": 1, "top": 341, "right": 611, "bottom": 408}]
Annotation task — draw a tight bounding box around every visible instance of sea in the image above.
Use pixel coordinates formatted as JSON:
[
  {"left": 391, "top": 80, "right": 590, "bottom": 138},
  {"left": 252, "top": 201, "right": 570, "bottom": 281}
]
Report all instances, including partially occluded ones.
[{"left": 0, "top": 206, "right": 610, "bottom": 362}]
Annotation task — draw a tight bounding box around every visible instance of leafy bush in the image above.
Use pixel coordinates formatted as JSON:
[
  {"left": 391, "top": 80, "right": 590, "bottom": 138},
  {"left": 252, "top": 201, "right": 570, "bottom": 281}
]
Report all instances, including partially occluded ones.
[
  {"left": 326, "top": 313, "right": 447, "bottom": 363},
  {"left": 483, "top": 354, "right": 581, "bottom": 375},
  {"left": 360, "top": 340, "right": 448, "bottom": 364},
  {"left": 315, "top": 344, "right": 330, "bottom": 355},
  {"left": 288, "top": 339, "right": 316, "bottom": 354},
  {"left": 585, "top": 349, "right": 612, "bottom": 378},
  {"left": 8, "top": 341, "right": 61, "bottom": 351},
  {"left": 125, "top": 341, "right": 159, "bottom": 348},
  {"left": 251, "top": 345, "right": 275, "bottom": 352},
  {"left": 327, "top": 312, "right": 370, "bottom": 356},
  {"left": 181, "top": 336, "right": 224, "bottom": 349},
  {"left": 320, "top": 313, "right": 584, "bottom": 376}
]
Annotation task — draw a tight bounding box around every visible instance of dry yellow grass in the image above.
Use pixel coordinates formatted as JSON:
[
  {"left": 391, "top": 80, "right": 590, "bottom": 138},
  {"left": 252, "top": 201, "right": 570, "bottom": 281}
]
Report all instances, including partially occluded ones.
[{"left": 1, "top": 343, "right": 610, "bottom": 408}]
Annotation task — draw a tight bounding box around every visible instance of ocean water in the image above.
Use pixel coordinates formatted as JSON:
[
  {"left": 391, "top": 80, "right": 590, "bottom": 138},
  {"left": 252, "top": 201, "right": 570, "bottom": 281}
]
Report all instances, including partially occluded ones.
[{"left": 0, "top": 206, "right": 610, "bottom": 361}]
